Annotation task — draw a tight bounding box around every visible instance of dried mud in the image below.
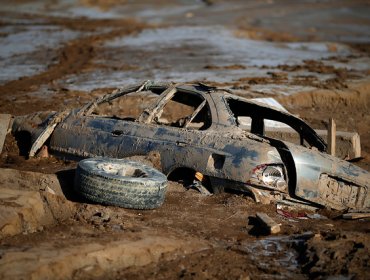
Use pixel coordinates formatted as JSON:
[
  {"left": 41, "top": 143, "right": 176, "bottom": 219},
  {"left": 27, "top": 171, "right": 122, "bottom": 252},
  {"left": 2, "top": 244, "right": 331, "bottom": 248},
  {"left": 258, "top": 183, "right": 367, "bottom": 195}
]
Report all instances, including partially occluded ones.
[{"left": 0, "top": 1, "right": 370, "bottom": 279}]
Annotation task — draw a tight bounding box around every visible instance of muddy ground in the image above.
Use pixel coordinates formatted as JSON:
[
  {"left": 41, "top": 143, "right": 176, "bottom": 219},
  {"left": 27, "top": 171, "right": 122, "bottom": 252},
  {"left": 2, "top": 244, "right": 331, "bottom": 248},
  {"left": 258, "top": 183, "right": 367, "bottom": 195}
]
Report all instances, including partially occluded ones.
[{"left": 0, "top": 1, "right": 370, "bottom": 279}]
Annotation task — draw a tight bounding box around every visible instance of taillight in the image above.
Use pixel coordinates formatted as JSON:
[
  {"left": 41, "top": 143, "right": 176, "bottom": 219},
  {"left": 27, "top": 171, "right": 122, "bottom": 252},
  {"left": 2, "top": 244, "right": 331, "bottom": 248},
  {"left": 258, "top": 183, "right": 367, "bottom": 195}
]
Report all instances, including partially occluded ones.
[{"left": 250, "top": 164, "right": 287, "bottom": 192}]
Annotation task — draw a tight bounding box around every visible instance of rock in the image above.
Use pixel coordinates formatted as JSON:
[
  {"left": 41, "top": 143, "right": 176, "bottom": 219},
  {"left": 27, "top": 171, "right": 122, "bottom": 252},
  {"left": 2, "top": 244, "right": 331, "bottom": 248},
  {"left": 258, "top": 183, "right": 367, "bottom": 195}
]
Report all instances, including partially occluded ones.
[
  {"left": 0, "top": 188, "right": 75, "bottom": 238},
  {"left": 90, "top": 211, "right": 111, "bottom": 225},
  {"left": 0, "top": 189, "right": 44, "bottom": 236},
  {"left": 0, "top": 168, "right": 75, "bottom": 237}
]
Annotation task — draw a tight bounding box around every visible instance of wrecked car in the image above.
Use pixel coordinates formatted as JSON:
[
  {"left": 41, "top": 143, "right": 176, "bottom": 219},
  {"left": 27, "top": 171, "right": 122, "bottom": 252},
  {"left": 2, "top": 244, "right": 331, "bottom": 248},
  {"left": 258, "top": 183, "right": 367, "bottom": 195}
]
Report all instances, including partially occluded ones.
[{"left": 11, "top": 81, "right": 370, "bottom": 210}]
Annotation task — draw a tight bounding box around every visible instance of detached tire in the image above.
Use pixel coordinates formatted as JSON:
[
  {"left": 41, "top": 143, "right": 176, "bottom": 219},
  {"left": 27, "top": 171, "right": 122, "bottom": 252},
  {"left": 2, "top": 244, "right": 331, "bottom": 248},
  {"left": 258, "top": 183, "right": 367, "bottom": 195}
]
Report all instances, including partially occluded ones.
[{"left": 74, "top": 158, "right": 167, "bottom": 209}]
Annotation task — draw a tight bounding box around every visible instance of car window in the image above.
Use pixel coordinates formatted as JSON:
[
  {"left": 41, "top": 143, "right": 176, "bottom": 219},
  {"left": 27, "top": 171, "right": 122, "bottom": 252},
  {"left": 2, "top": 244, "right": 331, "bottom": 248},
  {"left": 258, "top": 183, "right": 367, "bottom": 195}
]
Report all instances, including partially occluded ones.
[
  {"left": 236, "top": 116, "right": 252, "bottom": 132},
  {"left": 152, "top": 91, "right": 211, "bottom": 130},
  {"left": 226, "top": 97, "right": 265, "bottom": 135},
  {"left": 225, "top": 97, "right": 325, "bottom": 150},
  {"left": 263, "top": 120, "right": 303, "bottom": 146},
  {"left": 89, "top": 90, "right": 160, "bottom": 121}
]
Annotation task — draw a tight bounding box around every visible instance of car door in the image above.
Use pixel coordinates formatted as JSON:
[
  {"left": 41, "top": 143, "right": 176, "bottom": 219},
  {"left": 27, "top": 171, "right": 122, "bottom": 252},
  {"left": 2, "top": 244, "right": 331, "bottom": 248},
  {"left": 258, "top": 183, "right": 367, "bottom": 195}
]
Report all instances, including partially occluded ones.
[
  {"left": 49, "top": 89, "right": 162, "bottom": 159},
  {"left": 135, "top": 86, "right": 219, "bottom": 174}
]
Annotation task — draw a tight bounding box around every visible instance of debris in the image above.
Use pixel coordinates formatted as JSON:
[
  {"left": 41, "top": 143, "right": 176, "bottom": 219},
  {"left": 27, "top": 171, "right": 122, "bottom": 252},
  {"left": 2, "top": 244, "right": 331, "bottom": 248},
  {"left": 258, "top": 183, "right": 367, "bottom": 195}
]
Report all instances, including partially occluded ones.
[
  {"left": 187, "top": 180, "right": 212, "bottom": 196},
  {"left": 187, "top": 171, "right": 212, "bottom": 196},
  {"left": 306, "top": 213, "right": 328, "bottom": 220},
  {"left": 342, "top": 212, "right": 370, "bottom": 220},
  {"left": 36, "top": 145, "right": 49, "bottom": 158},
  {"left": 195, "top": 171, "right": 204, "bottom": 182},
  {"left": 0, "top": 114, "right": 11, "bottom": 154},
  {"left": 276, "top": 203, "right": 308, "bottom": 220},
  {"left": 29, "top": 110, "right": 69, "bottom": 157},
  {"left": 276, "top": 203, "right": 328, "bottom": 220},
  {"left": 277, "top": 208, "right": 308, "bottom": 220},
  {"left": 255, "top": 212, "right": 281, "bottom": 234},
  {"left": 277, "top": 200, "right": 318, "bottom": 211},
  {"left": 90, "top": 211, "right": 111, "bottom": 225},
  {"left": 188, "top": 171, "right": 212, "bottom": 195}
]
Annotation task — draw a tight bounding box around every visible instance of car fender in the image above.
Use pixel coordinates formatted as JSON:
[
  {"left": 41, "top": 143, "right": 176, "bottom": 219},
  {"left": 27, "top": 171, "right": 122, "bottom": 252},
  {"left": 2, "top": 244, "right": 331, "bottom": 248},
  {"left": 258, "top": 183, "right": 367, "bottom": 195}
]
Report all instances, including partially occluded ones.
[{"left": 286, "top": 142, "right": 370, "bottom": 210}]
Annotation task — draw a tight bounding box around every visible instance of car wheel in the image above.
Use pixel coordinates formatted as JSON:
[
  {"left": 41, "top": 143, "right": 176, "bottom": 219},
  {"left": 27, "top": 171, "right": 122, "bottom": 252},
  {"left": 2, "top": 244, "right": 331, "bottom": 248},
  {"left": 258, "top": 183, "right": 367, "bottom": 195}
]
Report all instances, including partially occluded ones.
[{"left": 74, "top": 157, "right": 167, "bottom": 209}]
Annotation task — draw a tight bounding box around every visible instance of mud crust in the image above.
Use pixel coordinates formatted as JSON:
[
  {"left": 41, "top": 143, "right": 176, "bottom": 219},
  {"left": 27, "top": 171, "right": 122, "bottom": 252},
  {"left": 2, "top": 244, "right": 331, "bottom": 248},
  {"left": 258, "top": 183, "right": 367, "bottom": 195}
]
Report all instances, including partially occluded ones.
[{"left": 74, "top": 158, "right": 167, "bottom": 209}]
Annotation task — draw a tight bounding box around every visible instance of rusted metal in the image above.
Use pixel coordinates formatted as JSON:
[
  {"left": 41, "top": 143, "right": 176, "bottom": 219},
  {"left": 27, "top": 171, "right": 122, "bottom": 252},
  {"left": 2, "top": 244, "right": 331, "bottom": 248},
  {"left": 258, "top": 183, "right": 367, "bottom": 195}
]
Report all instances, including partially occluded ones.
[{"left": 11, "top": 81, "right": 370, "bottom": 210}]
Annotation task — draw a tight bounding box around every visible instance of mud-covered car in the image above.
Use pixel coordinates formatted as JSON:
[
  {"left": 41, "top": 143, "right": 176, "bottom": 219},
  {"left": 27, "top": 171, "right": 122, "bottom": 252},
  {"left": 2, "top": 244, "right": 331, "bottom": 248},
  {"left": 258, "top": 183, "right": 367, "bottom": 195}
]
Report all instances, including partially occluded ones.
[{"left": 11, "top": 81, "right": 370, "bottom": 210}]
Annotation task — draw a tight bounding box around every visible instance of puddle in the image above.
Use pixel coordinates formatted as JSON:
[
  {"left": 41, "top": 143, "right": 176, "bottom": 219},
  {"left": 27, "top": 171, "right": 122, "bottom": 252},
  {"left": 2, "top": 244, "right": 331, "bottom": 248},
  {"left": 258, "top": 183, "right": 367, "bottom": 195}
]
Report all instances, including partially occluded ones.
[
  {"left": 0, "top": 25, "right": 81, "bottom": 84},
  {"left": 238, "top": 233, "right": 313, "bottom": 279},
  {"left": 0, "top": 25, "right": 80, "bottom": 58},
  {"left": 0, "top": 53, "right": 51, "bottom": 85},
  {"left": 109, "top": 26, "right": 352, "bottom": 67}
]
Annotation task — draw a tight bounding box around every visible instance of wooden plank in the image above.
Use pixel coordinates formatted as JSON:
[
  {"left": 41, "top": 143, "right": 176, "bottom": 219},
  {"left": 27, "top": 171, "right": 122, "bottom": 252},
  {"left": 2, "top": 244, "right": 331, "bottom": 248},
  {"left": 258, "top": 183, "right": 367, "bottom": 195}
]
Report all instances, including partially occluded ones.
[
  {"left": 0, "top": 114, "right": 11, "bottom": 154},
  {"left": 342, "top": 212, "right": 370, "bottom": 220},
  {"left": 256, "top": 212, "right": 281, "bottom": 234},
  {"left": 316, "top": 130, "right": 360, "bottom": 159},
  {"left": 327, "top": 118, "right": 336, "bottom": 156}
]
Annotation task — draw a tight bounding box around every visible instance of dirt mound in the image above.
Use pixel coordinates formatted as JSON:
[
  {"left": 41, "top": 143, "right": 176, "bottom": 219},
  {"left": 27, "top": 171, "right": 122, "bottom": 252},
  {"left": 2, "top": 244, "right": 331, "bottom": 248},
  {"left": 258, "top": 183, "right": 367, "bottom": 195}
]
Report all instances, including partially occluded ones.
[
  {"left": 301, "top": 232, "right": 370, "bottom": 279},
  {"left": 0, "top": 168, "right": 76, "bottom": 238},
  {"left": 277, "top": 79, "right": 370, "bottom": 110},
  {"left": 0, "top": 231, "right": 208, "bottom": 280}
]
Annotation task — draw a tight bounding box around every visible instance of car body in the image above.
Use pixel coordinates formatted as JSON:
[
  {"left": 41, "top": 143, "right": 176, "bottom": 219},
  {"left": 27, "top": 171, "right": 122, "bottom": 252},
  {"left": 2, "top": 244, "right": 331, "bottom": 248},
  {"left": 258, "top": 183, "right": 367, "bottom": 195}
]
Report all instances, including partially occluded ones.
[{"left": 11, "top": 81, "right": 370, "bottom": 210}]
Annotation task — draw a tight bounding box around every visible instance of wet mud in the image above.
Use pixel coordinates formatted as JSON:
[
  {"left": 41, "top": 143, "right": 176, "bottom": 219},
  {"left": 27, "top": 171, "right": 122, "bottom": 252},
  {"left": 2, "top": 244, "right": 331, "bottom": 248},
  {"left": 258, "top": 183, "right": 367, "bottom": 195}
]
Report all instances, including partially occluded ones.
[{"left": 0, "top": 0, "right": 370, "bottom": 279}]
